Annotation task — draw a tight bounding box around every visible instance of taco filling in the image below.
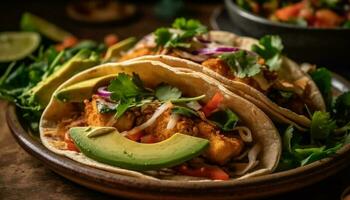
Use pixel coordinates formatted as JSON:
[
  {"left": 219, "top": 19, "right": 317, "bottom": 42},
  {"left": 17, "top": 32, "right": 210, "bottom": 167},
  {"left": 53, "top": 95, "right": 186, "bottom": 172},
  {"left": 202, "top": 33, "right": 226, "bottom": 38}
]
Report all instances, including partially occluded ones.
[
  {"left": 119, "top": 18, "right": 318, "bottom": 118},
  {"left": 52, "top": 72, "right": 262, "bottom": 180}
]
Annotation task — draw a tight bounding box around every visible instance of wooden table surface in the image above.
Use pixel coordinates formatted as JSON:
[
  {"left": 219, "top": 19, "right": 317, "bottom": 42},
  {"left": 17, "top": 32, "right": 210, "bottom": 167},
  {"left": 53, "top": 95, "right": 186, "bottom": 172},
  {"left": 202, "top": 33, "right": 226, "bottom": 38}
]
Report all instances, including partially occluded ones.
[{"left": 0, "top": 1, "right": 349, "bottom": 200}]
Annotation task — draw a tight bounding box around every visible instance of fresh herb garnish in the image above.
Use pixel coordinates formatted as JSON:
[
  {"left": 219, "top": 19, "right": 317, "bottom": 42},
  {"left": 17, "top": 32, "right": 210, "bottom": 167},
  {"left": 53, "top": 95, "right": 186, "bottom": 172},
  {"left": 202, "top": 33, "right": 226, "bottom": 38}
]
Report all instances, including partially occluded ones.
[
  {"left": 155, "top": 83, "right": 182, "bottom": 101},
  {"left": 310, "top": 67, "right": 332, "bottom": 110},
  {"left": 108, "top": 73, "right": 152, "bottom": 118},
  {"left": 310, "top": 111, "right": 337, "bottom": 142},
  {"left": 332, "top": 92, "right": 350, "bottom": 126},
  {"left": 208, "top": 108, "right": 239, "bottom": 131},
  {"left": 172, "top": 106, "right": 199, "bottom": 117},
  {"left": 154, "top": 18, "right": 207, "bottom": 49},
  {"left": 219, "top": 50, "right": 261, "bottom": 78},
  {"left": 252, "top": 35, "right": 283, "bottom": 71}
]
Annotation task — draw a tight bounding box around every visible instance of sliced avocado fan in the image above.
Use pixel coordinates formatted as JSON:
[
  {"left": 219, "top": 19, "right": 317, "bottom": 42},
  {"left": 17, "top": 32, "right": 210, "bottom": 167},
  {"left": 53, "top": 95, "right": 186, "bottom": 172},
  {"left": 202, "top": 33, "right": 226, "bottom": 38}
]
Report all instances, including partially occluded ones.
[{"left": 69, "top": 127, "right": 209, "bottom": 171}]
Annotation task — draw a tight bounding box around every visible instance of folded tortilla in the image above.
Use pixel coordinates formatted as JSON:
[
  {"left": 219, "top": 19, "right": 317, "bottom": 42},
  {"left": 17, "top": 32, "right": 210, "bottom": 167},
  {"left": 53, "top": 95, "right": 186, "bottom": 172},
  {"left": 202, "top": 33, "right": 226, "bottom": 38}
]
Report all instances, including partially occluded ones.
[
  {"left": 122, "top": 31, "right": 325, "bottom": 130},
  {"left": 40, "top": 59, "right": 281, "bottom": 181}
]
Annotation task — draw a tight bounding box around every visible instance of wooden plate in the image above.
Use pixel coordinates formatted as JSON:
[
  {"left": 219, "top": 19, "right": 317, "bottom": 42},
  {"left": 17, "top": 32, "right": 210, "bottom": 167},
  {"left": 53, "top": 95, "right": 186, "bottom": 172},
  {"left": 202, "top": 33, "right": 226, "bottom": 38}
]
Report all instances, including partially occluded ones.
[{"left": 6, "top": 74, "right": 350, "bottom": 200}]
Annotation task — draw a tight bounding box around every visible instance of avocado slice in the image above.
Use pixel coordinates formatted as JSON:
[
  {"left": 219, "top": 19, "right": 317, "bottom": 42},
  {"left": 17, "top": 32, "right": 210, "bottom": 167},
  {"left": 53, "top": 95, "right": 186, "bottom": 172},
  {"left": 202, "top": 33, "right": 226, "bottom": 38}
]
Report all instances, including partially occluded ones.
[
  {"left": 55, "top": 74, "right": 115, "bottom": 102},
  {"left": 26, "top": 49, "right": 99, "bottom": 107},
  {"left": 104, "top": 37, "right": 137, "bottom": 61},
  {"left": 69, "top": 127, "right": 209, "bottom": 171}
]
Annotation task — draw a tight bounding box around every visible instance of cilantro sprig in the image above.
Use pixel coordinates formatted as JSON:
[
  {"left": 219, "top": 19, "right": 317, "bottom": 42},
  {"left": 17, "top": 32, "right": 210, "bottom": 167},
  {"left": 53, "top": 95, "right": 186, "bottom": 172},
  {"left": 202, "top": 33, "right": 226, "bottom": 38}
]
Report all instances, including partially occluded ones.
[
  {"left": 154, "top": 18, "right": 208, "bottom": 49},
  {"left": 219, "top": 50, "right": 262, "bottom": 78},
  {"left": 252, "top": 35, "right": 284, "bottom": 71}
]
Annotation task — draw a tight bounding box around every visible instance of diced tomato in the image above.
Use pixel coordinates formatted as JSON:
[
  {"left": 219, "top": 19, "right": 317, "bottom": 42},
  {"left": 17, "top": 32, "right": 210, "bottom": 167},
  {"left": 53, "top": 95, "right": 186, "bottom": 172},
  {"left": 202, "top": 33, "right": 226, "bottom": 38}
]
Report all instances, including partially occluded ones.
[
  {"left": 298, "top": 7, "right": 314, "bottom": 22},
  {"left": 274, "top": 2, "right": 305, "bottom": 21},
  {"left": 55, "top": 36, "right": 79, "bottom": 51},
  {"left": 104, "top": 34, "right": 119, "bottom": 47},
  {"left": 64, "top": 132, "right": 80, "bottom": 152},
  {"left": 63, "top": 36, "right": 78, "bottom": 48},
  {"left": 176, "top": 164, "right": 230, "bottom": 181},
  {"left": 313, "top": 9, "right": 344, "bottom": 28},
  {"left": 140, "top": 134, "right": 158, "bottom": 143},
  {"left": 202, "top": 92, "right": 224, "bottom": 117},
  {"left": 126, "top": 131, "right": 145, "bottom": 142}
]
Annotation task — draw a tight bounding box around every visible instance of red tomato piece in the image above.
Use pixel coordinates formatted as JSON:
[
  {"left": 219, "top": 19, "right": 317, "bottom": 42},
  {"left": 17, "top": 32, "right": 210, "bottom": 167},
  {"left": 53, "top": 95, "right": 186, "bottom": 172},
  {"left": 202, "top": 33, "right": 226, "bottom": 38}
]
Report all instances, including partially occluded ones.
[
  {"left": 202, "top": 92, "right": 224, "bottom": 117},
  {"left": 104, "top": 34, "right": 119, "bottom": 47},
  {"left": 126, "top": 131, "right": 145, "bottom": 142},
  {"left": 275, "top": 2, "right": 305, "bottom": 21},
  {"left": 176, "top": 164, "right": 229, "bottom": 181},
  {"left": 140, "top": 134, "right": 158, "bottom": 143}
]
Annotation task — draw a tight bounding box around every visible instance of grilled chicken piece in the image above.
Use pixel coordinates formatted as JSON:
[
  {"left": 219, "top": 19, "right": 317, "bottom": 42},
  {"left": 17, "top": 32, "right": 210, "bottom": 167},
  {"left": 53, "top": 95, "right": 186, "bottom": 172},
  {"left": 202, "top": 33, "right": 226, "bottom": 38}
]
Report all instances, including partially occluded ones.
[
  {"left": 84, "top": 95, "right": 135, "bottom": 132},
  {"left": 144, "top": 109, "right": 199, "bottom": 141},
  {"left": 119, "top": 47, "right": 152, "bottom": 61},
  {"left": 201, "top": 58, "right": 231, "bottom": 78},
  {"left": 197, "top": 121, "right": 244, "bottom": 165}
]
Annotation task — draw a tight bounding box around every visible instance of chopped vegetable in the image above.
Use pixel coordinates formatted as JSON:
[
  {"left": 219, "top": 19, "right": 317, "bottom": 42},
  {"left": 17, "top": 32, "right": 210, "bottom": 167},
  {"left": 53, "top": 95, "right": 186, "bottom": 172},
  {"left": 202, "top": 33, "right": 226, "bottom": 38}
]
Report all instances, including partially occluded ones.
[
  {"left": 172, "top": 106, "right": 199, "bottom": 117},
  {"left": 310, "top": 67, "right": 332, "bottom": 110},
  {"left": 251, "top": 35, "right": 283, "bottom": 71},
  {"left": 219, "top": 50, "right": 262, "bottom": 78},
  {"left": 310, "top": 111, "right": 337, "bottom": 142},
  {"left": 176, "top": 164, "right": 230, "bottom": 180},
  {"left": 208, "top": 108, "right": 239, "bottom": 131},
  {"left": 202, "top": 92, "right": 224, "bottom": 117},
  {"left": 155, "top": 84, "right": 182, "bottom": 101},
  {"left": 154, "top": 18, "right": 207, "bottom": 49},
  {"left": 332, "top": 92, "right": 350, "bottom": 126}
]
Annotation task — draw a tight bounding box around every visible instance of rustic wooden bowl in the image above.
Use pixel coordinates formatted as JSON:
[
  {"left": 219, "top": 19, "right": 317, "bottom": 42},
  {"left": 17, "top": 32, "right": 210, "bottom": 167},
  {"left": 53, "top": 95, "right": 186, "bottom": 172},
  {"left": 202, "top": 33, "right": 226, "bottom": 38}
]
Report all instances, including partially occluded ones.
[{"left": 6, "top": 74, "right": 350, "bottom": 200}]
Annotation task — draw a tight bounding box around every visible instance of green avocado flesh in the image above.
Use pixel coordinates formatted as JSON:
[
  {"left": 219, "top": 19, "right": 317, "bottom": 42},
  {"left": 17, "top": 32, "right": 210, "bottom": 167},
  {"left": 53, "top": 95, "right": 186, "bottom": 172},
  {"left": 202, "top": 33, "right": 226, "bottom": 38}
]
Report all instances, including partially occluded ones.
[
  {"left": 69, "top": 127, "right": 209, "bottom": 171},
  {"left": 27, "top": 49, "right": 99, "bottom": 107},
  {"left": 55, "top": 74, "right": 115, "bottom": 102}
]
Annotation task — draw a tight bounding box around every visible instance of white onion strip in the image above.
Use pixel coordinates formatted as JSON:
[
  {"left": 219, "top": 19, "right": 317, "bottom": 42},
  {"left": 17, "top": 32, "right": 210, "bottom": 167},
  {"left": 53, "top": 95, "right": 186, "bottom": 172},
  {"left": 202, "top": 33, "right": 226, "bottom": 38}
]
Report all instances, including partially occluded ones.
[
  {"left": 121, "top": 102, "right": 173, "bottom": 136},
  {"left": 233, "top": 126, "right": 253, "bottom": 143},
  {"left": 166, "top": 113, "right": 179, "bottom": 129},
  {"left": 234, "top": 144, "right": 261, "bottom": 175}
]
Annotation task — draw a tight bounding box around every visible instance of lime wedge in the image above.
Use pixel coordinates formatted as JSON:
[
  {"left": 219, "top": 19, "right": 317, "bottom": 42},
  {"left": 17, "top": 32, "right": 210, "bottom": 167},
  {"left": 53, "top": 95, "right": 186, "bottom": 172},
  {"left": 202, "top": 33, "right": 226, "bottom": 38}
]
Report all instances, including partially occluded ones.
[
  {"left": 21, "top": 12, "right": 73, "bottom": 42},
  {"left": 0, "top": 32, "right": 40, "bottom": 62}
]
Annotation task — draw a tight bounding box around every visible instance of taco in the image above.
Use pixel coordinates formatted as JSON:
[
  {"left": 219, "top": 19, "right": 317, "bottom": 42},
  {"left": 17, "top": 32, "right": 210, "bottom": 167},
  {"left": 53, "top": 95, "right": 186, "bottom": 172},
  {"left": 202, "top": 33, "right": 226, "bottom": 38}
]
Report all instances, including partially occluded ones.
[
  {"left": 119, "top": 18, "right": 325, "bottom": 130},
  {"left": 40, "top": 59, "right": 281, "bottom": 181}
]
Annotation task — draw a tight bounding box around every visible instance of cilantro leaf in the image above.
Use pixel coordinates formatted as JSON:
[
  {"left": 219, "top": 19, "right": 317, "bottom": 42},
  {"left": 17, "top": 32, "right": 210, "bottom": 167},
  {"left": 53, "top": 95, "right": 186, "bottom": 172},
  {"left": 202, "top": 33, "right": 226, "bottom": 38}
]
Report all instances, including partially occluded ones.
[
  {"left": 154, "top": 28, "right": 172, "bottom": 47},
  {"left": 154, "top": 18, "right": 207, "bottom": 49},
  {"left": 219, "top": 50, "right": 261, "bottom": 78},
  {"left": 310, "top": 111, "right": 336, "bottom": 142},
  {"left": 108, "top": 73, "right": 150, "bottom": 101},
  {"left": 172, "top": 106, "right": 199, "bottom": 117},
  {"left": 310, "top": 67, "right": 332, "bottom": 110},
  {"left": 299, "top": 143, "right": 342, "bottom": 166},
  {"left": 333, "top": 92, "right": 350, "bottom": 126},
  {"left": 252, "top": 35, "right": 283, "bottom": 71},
  {"left": 172, "top": 18, "right": 207, "bottom": 35},
  {"left": 283, "top": 125, "right": 294, "bottom": 153},
  {"left": 208, "top": 108, "right": 239, "bottom": 131},
  {"left": 108, "top": 73, "right": 152, "bottom": 118},
  {"left": 155, "top": 84, "right": 182, "bottom": 101}
]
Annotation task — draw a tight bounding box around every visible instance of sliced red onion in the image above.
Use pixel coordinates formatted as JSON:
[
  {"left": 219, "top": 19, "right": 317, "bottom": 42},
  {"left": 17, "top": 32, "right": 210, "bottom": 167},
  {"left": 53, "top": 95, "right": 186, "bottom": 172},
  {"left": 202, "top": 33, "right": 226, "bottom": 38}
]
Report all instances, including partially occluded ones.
[
  {"left": 193, "top": 47, "right": 240, "bottom": 56},
  {"left": 97, "top": 86, "right": 112, "bottom": 98}
]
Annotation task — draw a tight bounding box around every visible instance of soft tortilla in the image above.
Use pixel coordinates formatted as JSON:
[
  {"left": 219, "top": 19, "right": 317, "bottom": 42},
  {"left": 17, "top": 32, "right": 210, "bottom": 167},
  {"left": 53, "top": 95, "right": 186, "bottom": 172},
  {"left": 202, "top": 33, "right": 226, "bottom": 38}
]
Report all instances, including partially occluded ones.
[
  {"left": 40, "top": 59, "right": 281, "bottom": 181},
  {"left": 125, "top": 30, "right": 326, "bottom": 129}
]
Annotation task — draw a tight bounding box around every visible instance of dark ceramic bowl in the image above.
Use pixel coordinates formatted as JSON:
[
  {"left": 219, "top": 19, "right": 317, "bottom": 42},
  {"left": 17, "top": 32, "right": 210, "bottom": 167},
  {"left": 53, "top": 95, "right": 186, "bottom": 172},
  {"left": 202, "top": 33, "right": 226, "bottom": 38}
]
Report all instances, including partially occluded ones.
[{"left": 224, "top": 0, "right": 350, "bottom": 68}]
